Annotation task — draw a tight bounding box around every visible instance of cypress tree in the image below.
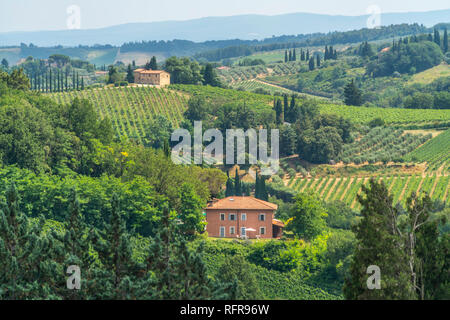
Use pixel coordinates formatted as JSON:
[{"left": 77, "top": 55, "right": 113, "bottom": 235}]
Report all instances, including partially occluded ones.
[
  {"left": 275, "top": 99, "right": 283, "bottom": 125},
  {"left": 254, "top": 173, "right": 260, "bottom": 199},
  {"left": 316, "top": 54, "right": 321, "bottom": 67},
  {"left": 308, "top": 57, "right": 315, "bottom": 71},
  {"left": 344, "top": 179, "right": 415, "bottom": 300},
  {"left": 292, "top": 49, "right": 296, "bottom": 61},
  {"left": 444, "top": 28, "right": 448, "bottom": 53},
  {"left": 49, "top": 69, "right": 53, "bottom": 92},
  {"left": 126, "top": 64, "right": 134, "bottom": 83},
  {"left": 344, "top": 79, "right": 362, "bottom": 106},
  {"left": 234, "top": 168, "right": 241, "bottom": 196},
  {"left": 284, "top": 50, "right": 288, "bottom": 63},
  {"left": 260, "top": 177, "right": 268, "bottom": 201},
  {"left": 434, "top": 29, "right": 441, "bottom": 47}
]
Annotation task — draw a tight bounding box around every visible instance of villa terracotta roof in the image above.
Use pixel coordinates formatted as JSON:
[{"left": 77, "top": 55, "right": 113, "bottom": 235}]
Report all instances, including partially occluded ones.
[
  {"left": 206, "top": 196, "right": 278, "bottom": 210},
  {"left": 272, "top": 219, "right": 285, "bottom": 227},
  {"left": 134, "top": 68, "right": 167, "bottom": 74}
]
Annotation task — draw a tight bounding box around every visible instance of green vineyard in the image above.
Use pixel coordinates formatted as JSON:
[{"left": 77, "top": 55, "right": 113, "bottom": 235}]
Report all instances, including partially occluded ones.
[
  {"left": 231, "top": 79, "right": 296, "bottom": 95},
  {"left": 287, "top": 173, "right": 449, "bottom": 209},
  {"left": 48, "top": 86, "right": 189, "bottom": 144},
  {"left": 404, "top": 128, "right": 450, "bottom": 172}
]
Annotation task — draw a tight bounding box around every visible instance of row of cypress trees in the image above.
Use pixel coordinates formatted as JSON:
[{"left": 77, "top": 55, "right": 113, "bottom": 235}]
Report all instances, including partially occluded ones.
[
  {"left": 225, "top": 168, "right": 268, "bottom": 201},
  {"left": 26, "top": 69, "right": 84, "bottom": 92}
]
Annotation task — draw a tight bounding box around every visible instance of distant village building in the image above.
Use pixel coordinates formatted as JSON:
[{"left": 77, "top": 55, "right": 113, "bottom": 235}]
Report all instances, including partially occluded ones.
[
  {"left": 133, "top": 68, "right": 170, "bottom": 86},
  {"left": 204, "top": 196, "right": 284, "bottom": 239}
]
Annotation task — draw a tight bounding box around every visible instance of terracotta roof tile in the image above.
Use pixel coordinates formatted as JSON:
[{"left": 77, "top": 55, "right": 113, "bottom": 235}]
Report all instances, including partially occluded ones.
[
  {"left": 134, "top": 68, "right": 167, "bottom": 74},
  {"left": 272, "top": 219, "right": 285, "bottom": 227},
  {"left": 206, "top": 196, "right": 278, "bottom": 210}
]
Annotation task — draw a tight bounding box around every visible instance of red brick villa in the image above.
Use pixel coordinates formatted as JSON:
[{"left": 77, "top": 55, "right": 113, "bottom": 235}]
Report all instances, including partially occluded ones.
[{"left": 205, "top": 197, "right": 284, "bottom": 239}]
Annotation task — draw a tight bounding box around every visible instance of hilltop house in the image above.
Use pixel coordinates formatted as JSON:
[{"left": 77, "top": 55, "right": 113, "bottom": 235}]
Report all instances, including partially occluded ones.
[
  {"left": 133, "top": 68, "right": 170, "bottom": 86},
  {"left": 204, "top": 196, "right": 284, "bottom": 239}
]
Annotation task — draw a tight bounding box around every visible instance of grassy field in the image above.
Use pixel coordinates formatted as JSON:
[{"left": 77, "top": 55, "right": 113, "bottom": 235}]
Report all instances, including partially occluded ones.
[{"left": 409, "top": 63, "right": 450, "bottom": 85}]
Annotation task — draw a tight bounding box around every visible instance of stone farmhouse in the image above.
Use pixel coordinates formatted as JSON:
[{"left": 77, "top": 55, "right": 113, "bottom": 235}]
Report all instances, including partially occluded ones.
[
  {"left": 133, "top": 68, "right": 170, "bottom": 86},
  {"left": 204, "top": 196, "right": 284, "bottom": 239}
]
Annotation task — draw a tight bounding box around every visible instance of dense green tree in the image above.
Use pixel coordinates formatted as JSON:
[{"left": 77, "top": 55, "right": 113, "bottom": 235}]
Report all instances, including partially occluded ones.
[
  {"left": 217, "top": 255, "right": 262, "bottom": 299},
  {"left": 297, "top": 126, "right": 343, "bottom": 164},
  {"left": 164, "top": 57, "right": 203, "bottom": 84},
  {"left": 404, "top": 92, "right": 434, "bottom": 109},
  {"left": 184, "top": 95, "right": 209, "bottom": 123},
  {"left": 287, "top": 192, "right": 327, "bottom": 241},
  {"left": 202, "top": 63, "right": 221, "bottom": 87},
  {"left": 6, "top": 69, "right": 30, "bottom": 90},
  {"left": 107, "top": 65, "right": 121, "bottom": 84},
  {"left": 178, "top": 183, "right": 206, "bottom": 237}
]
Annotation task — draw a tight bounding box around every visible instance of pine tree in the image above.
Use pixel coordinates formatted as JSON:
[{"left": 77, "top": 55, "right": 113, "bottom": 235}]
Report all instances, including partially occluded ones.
[
  {"left": 344, "top": 179, "right": 415, "bottom": 300},
  {"left": 146, "top": 207, "right": 226, "bottom": 299},
  {"left": 92, "top": 194, "right": 141, "bottom": 299},
  {"left": 59, "top": 190, "right": 97, "bottom": 299},
  {"left": 0, "top": 184, "right": 59, "bottom": 299}
]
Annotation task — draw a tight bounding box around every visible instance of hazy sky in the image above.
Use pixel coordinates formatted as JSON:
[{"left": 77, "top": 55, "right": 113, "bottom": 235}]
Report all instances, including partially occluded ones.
[{"left": 1, "top": 0, "right": 449, "bottom": 33}]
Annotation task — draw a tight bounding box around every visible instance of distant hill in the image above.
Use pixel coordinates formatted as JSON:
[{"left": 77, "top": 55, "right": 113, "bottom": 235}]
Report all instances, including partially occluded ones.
[{"left": 1, "top": 9, "right": 449, "bottom": 47}]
